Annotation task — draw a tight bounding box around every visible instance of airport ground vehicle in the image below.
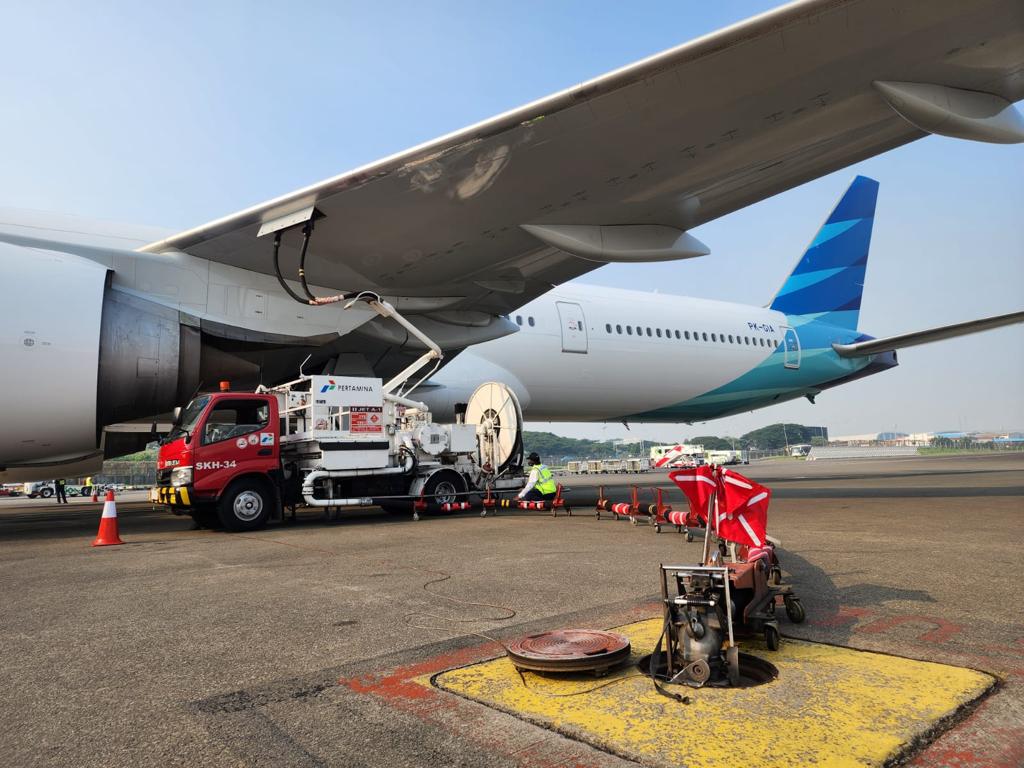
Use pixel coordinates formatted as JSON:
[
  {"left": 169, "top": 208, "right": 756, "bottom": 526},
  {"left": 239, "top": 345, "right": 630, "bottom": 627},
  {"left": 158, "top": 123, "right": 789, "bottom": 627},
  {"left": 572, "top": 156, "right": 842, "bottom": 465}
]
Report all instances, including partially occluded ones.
[
  {"left": 151, "top": 375, "right": 527, "bottom": 531},
  {"left": 650, "top": 444, "right": 705, "bottom": 469},
  {"left": 705, "top": 450, "right": 749, "bottom": 465},
  {"left": 0, "top": 484, "right": 22, "bottom": 497},
  {"left": 24, "top": 481, "right": 55, "bottom": 498}
]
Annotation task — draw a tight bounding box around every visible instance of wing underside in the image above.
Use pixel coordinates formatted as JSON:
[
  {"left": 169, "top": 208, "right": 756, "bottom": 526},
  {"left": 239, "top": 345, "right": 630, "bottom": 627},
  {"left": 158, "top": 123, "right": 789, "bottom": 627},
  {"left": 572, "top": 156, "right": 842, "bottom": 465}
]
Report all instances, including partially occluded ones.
[{"left": 136, "top": 0, "right": 1024, "bottom": 319}]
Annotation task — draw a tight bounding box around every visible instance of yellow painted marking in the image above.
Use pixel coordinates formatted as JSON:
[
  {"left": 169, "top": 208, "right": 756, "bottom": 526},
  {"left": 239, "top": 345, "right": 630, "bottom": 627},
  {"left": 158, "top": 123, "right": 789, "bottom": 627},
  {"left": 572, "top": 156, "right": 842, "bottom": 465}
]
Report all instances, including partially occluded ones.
[
  {"left": 431, "top": 619, "right": 993, "bottom": 768},
  {"left": 179, "top": 487, "right": 190, "bottom": 505}
]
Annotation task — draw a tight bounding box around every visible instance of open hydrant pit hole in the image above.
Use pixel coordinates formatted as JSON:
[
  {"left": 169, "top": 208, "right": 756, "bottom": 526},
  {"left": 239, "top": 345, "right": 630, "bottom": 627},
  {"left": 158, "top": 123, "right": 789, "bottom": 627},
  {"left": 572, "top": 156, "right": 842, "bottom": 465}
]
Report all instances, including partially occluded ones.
[{"left": 638, "top": 651, "right": 778, "bottom": 689}]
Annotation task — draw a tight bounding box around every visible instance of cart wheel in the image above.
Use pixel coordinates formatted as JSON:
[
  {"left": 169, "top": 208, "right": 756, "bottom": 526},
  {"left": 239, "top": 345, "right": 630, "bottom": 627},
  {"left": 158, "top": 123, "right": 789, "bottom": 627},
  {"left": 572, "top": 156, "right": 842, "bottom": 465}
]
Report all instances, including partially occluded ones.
[
  {"left": 686, "top": 531, "right": 694, "bottom": 542},
  {"left": 630, "top": 517, "right": 638, "bottom": 526},
  {"left": 785, "top": 596, "right": 806, "bottom": 624},
  {"left": 770, "top": 566, "right": 783, "bottom": 585},
  {"left": 765, "top": 625, "right": 780, "bottom": 651},
  {"left": 726, "top": 646, "right": 740, "bottom": 687},
  {"left": 595, "top": 511, "right": 601, "bottom": 520},
  {"left": 654, "top": 524, "right": 661, "bottom": 534}
]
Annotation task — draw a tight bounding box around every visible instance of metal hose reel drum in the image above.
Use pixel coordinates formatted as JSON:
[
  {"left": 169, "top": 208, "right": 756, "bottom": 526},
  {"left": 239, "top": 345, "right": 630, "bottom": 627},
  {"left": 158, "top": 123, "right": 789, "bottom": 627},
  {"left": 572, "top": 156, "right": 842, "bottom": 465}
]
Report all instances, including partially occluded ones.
[{"left": 465, "top": 382, "right": 524, "bottom": 474}]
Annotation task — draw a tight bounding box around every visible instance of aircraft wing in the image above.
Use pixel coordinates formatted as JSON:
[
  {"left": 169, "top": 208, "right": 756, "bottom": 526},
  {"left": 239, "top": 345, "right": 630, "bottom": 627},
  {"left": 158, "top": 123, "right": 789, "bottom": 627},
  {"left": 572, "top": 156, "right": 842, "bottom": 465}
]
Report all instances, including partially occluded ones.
[
  {"left": 139, "top": 0, "right": 1024, "bottom": 319},
  {"left": 832, "top": 311, "right": 1024, "bottom": 358}
]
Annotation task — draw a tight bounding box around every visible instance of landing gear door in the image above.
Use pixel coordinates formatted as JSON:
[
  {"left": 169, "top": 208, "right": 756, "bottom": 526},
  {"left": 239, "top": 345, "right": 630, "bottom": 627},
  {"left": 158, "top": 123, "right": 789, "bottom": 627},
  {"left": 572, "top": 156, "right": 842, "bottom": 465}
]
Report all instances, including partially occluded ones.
[
  {"left": 555, "top": 301, "right": 588, "bottom": 354},
  {"left": 782, "top": 326, "right": 800, "bottom": 369}
]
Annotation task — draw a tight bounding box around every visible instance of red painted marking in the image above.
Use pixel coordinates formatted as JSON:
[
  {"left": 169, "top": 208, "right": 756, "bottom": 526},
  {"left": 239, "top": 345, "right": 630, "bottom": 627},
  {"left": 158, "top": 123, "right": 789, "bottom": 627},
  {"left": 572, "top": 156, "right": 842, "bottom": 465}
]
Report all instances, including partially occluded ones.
[
  {"left": 340, "top": 642, "right": 501, "bottom": 702},
  {"left": 857, "top": 614, "right": 963, "bottom": 644}
]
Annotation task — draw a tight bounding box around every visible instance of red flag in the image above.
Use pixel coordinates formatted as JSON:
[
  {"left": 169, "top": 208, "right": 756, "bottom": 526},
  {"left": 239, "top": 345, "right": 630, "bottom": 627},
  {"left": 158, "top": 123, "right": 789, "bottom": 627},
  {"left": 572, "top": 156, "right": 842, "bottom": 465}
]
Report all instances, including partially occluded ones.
[
  {"left": 714, "top": 468, "right": 770, "bottom": 547},
  {"left": 668, "top": 465, "right": 717, "bottom": 522}
]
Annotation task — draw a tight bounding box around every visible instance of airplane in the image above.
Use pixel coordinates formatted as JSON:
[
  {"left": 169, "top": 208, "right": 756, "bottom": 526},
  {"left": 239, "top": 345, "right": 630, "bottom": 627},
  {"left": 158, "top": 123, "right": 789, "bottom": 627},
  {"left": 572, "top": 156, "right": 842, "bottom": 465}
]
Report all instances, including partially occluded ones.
[
  {"left": 1, "top": 0, "right": 1023, "bottom": 481},
  {"left": 416, "top": 175, "right": 1024, "bottom": 423}
]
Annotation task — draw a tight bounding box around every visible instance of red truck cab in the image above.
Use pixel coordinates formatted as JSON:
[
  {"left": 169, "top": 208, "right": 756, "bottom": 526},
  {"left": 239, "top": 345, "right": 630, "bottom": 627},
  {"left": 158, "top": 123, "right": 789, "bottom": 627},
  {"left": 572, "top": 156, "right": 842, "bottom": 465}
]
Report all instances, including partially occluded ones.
[{"left": 153, "top": 391, "right": 283, "bottom": 530}]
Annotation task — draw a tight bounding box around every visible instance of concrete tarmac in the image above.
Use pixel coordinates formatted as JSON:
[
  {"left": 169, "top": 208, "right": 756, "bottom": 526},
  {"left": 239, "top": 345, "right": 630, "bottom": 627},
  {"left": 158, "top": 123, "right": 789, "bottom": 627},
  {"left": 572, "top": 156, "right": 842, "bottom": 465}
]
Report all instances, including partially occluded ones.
[{"left": 1, "top": 453, "right": 1022, "bottom": 767}]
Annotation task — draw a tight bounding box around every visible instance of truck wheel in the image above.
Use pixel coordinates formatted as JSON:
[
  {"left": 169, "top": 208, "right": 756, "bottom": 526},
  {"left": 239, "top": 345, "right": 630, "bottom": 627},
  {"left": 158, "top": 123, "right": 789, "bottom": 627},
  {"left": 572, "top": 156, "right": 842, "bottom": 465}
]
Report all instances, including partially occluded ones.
[
  {"left": 422, "top": 469, "right": 467, "bottom": 513},
  {"left": 40, "top": 487, "right": 53, "bottom": 498},
  {"left": 218, "top": 479, "right": 275, "bottom": 532}
]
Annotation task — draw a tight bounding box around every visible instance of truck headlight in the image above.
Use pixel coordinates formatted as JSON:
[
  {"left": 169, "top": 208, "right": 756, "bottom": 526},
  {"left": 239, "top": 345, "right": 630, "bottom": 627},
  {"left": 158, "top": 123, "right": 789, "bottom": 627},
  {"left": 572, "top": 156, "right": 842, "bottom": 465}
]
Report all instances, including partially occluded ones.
[{"left": 170, "top": 466, "right": 193, "bottom": 487}]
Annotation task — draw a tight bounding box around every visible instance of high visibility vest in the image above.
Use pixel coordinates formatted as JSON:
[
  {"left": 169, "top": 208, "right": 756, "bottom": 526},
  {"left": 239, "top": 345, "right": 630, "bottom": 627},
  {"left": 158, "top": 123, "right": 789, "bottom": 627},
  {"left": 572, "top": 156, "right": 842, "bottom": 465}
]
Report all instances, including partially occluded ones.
[{"left": 535, "top": 465, "right": 557, "bottom": 494}]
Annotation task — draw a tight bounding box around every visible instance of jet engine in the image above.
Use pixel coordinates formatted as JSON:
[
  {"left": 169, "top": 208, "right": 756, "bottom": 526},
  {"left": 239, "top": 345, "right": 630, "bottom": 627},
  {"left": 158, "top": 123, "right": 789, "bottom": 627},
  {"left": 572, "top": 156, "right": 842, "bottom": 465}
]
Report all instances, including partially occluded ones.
[
  {"left": 1, "top": 244, "right": 215, "bottom": 479},
  {"left": 0, "top": 243, "right": 110, "bottom": 478}
]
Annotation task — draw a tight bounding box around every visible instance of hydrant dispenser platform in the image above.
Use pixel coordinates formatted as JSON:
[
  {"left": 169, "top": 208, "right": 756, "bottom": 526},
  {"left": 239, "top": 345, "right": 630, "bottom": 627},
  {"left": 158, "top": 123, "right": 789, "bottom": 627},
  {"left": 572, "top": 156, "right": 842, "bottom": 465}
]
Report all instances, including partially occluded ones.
[{"left": 430, "top": 618, "right": 994, "bottom": 768}]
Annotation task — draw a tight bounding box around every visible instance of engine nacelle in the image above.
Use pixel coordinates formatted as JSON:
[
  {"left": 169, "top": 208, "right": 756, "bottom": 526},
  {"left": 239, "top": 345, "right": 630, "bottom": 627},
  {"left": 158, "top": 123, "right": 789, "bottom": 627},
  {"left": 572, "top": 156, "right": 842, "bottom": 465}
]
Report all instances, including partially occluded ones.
[
  {"left": 0, "top": 243, "right": 203, "bottom": 480},
  {"left": 0, "top": 243, "right": 108, "bottom": 478}
]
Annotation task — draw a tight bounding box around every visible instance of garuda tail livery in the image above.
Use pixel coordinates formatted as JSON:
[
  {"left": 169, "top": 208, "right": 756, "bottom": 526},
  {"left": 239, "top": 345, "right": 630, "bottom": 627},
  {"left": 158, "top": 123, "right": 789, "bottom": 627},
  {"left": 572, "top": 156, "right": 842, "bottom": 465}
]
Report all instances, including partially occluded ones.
[{"left": 419, "top": 176, "right": 1023, "bottom": 423}]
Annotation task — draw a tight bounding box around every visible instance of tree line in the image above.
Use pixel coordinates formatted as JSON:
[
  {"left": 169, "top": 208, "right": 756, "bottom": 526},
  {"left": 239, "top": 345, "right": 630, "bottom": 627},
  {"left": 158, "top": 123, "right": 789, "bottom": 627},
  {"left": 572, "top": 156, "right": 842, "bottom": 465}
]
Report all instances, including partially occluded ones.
[{"left": 524, "top": 423, "right": 828, "bottom": 460}]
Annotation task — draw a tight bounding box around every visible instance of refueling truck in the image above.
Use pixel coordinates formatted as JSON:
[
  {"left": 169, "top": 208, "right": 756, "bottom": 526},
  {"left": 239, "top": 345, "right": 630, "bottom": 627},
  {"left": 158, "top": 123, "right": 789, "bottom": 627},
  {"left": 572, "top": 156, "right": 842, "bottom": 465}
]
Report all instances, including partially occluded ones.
[
  {"left": 150, "top": 292, "right": 528, "bottom": 530},
  {"left": 151, "top": 376, "right": 527, "bottom": 530}
]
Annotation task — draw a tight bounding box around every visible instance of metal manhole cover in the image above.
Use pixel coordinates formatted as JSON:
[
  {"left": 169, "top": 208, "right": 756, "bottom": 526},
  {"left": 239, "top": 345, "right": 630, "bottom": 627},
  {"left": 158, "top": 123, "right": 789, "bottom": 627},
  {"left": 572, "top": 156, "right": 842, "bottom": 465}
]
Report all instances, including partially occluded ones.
[{"left": 506, "top": 629, "right": 631, "bottom": 674}]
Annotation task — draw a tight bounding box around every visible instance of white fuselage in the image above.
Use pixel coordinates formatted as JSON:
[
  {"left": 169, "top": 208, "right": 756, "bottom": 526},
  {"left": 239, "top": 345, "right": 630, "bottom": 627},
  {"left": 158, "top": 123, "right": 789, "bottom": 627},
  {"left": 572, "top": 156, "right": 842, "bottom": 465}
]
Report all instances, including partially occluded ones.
[{"left": 422, "top": 284, "right": 796, "bottom": 422}]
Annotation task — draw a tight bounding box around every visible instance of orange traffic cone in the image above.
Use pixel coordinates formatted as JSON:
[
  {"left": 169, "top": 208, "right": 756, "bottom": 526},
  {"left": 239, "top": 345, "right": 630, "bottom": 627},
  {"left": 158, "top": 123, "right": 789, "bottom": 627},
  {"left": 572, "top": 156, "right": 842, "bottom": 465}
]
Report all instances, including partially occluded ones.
[
  {"left": 91, "top": 488, "right": 98, "bottom": 502},
  {"left": 91, "top": 490, "right": 124, "bottom": 547}
]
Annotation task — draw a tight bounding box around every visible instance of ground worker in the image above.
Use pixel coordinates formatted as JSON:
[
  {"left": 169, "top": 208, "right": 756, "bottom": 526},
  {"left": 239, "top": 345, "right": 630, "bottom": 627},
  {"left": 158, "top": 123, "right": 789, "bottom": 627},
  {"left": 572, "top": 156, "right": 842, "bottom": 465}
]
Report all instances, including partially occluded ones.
[
  {"left": 54, "top": 478, "right": 68, "bottom": 504},
  {"left": 518, "top": 452, "right": 557, "bottom": 502},
  {"left": 83, "top": 476, "right": 93, "bottom": 496}
]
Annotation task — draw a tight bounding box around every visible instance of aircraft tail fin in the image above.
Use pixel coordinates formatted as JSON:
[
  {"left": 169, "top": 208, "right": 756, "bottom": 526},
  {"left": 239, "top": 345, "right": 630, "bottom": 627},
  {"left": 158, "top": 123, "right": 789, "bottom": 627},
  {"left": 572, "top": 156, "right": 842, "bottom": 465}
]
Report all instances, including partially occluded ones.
[{"left": 769, "top": 175, "right": 879, "bottom": 330}]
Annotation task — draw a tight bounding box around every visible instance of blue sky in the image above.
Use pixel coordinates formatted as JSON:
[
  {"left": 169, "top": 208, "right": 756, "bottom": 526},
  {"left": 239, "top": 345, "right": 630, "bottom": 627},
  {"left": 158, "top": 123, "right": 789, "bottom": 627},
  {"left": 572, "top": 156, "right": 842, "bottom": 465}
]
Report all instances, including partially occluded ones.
[{"left": 1, "top": 1, "right": 1021, "bottom": 441}]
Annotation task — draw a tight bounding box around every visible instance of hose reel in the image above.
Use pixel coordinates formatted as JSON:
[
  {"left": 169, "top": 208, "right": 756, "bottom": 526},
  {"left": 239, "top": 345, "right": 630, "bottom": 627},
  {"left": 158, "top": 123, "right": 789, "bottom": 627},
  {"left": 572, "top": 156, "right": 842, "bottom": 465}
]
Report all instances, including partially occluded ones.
[{"left": 465, "top": 381, "right": 524, "bottom": 474}]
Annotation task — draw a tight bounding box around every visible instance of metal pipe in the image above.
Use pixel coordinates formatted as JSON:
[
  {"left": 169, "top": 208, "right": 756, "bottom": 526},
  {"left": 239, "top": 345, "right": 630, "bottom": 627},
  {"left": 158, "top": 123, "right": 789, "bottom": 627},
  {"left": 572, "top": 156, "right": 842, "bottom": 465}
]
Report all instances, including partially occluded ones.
[
  {"left": 384, "top": 393, "right": 429, "bottom": 411},
  {"left": 722, "top": 562, "right": 736, "bottom": 649},
  {"left": 301, "top": 455, "right": 415, "bottom": 502}
]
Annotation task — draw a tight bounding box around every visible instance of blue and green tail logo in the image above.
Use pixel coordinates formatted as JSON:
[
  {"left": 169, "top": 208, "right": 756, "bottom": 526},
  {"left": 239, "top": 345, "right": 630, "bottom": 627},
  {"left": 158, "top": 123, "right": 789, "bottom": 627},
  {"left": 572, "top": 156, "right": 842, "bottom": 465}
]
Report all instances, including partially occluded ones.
[{"left": 769, "top": 175, "right": 879, "bottom": 330}]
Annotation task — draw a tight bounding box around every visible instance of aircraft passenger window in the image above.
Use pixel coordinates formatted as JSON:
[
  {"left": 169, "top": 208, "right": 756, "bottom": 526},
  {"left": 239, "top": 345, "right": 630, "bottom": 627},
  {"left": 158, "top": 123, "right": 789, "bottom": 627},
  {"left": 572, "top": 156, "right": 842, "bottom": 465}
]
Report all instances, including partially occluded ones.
[
  {"left": 674, "top": 330, "right": 681, "bottom": 339},
  {"left": 515, "top": 315, "right": 522, "bottom": 325},
  {"left": 627, "top": 326, "right": 633, "bottom": 335},
  {"left": 711, "top": 333, "right": 717, "bottom": 342},
  {"left": 606, "top": 323, "right": 612, "bottom": 333},
  {"left": 528, "top": 317, "right": 535, "bottom": 327},
  {"left": 646, "top": 328, "right": 652, "bottom": 337},
  {"left": 656, "top": 328, "right": 662, "bottom": 337},
  {"left": 744, "top": 336, "right": 750, "bottom": 345},
  {"left": 616, "top": 324, "right": 622, "bottom": 334},
  {"left": 702, "top": 332, "right": 708, "bottom": 341},
  {"left": 684, "top": 331, "right": 690, "bottom": 340},
  {"left": 761, "top": 338, "right": 766, "bottom": 347},
  {"left": 728, "top": 334, "right": 734, "bottom": 343}
]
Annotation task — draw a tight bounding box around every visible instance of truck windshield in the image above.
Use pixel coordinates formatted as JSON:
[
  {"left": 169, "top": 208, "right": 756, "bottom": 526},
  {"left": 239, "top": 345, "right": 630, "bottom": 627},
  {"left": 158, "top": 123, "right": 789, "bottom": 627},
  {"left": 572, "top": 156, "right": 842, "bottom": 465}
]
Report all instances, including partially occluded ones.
[{"left": 166, "top": 396, "right": 211, "bottom": 442}]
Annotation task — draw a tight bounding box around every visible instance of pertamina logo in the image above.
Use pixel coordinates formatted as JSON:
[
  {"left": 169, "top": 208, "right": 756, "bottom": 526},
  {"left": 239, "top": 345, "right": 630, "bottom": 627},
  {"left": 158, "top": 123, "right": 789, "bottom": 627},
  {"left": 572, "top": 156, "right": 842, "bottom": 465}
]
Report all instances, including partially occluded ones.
[{"left": 320, "top": 379, "right": 376, "bottom": 394}]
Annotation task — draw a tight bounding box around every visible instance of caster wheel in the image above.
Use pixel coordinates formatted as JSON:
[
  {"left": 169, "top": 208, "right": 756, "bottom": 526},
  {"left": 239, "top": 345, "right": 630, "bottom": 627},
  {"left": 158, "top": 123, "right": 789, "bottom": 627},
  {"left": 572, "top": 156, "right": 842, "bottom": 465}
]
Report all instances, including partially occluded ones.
[
  {"left": 596, "top": 511, "right": 601, "bottom": 520},
  {"left": 785, "top": 596, "right": 806, "bottom": 624},
  {"left": 686, "top": 531, "right": 694, "bottom": 542},
  {"left": 654, "top": 524, "right": 661, "bottom": 534},
  {"left": 770, "top": 566, "right": 783, "bottom": 585},
  {"left": 765, "top": 625, "right": 780, "bottom": 651},
  {"left": 631, "top": 517, "right": 638, "bottom": 526}
]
